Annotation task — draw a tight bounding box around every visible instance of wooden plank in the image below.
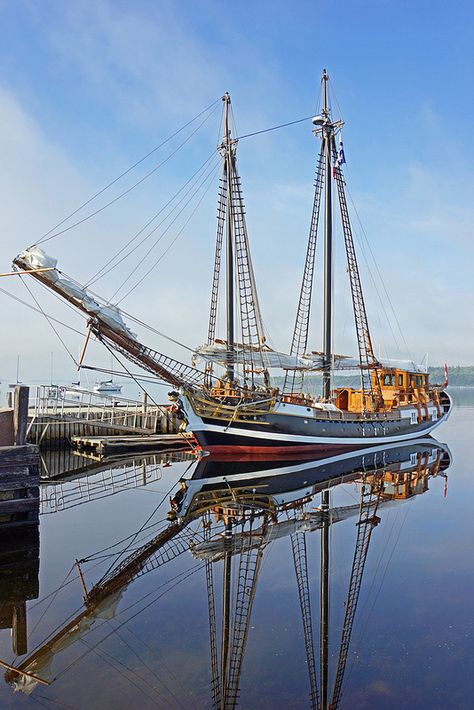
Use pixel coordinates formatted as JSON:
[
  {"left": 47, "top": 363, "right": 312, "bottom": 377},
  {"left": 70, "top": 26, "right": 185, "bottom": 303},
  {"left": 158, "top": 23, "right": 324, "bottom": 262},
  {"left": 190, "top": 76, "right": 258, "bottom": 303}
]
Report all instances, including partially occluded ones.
[
  {"left": 13, "top": 387, "right": 29, "bottom": 446},
  {"left": 0, "top": 499, "right": 39, "bottom": 514},
  {"left": 0, "top": 445, "right": 39, "bottom": 469},
  {"left": 0, "top": 409, "right": 14, "bottom": 446},
  {"left": 0, "top": 477, "right": 39, "bottom": 491}
]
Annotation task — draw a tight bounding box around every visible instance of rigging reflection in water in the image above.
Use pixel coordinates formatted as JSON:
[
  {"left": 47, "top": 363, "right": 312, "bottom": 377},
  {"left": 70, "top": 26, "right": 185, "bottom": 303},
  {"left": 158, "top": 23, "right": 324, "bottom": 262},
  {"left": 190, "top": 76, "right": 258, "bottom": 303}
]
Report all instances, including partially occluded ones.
[{"left": 3, "top": 438, "right": 451, "bottom": 708}]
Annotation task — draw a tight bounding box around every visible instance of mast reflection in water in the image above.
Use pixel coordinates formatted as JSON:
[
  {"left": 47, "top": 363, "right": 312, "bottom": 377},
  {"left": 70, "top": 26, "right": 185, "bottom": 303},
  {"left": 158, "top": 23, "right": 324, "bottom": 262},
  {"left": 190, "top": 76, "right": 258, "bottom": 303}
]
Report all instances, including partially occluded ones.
[{"left": 3, "top": 438, "right": 451, "bottom": 708}]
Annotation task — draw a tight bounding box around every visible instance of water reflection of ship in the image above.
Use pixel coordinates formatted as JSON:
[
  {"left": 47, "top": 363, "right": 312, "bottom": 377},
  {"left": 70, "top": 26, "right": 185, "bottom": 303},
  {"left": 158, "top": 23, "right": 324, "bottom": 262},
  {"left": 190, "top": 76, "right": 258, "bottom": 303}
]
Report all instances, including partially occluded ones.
[
  {"left": 5, "top": 438, "right": 451, "bottom": 707},
  {"left": 179, "top": 438, "right": 451, "bottom": 709},
  {"left": 172, "top": 438, "right": 450, "bottom": 520}
]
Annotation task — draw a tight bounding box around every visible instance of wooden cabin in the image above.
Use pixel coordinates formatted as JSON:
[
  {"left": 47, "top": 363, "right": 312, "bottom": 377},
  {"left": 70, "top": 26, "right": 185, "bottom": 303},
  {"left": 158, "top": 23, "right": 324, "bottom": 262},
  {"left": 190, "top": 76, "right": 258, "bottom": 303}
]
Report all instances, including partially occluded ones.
[{"left": 334, "top": 367, "right": 434, "bottom": 413}]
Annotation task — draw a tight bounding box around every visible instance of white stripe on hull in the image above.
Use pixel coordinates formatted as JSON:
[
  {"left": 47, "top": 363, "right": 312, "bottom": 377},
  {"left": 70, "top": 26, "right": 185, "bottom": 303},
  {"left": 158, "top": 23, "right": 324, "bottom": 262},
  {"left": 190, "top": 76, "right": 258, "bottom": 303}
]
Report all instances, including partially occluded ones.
[{"left": 191, "top": 417, "right": 447, "bottom": 445}]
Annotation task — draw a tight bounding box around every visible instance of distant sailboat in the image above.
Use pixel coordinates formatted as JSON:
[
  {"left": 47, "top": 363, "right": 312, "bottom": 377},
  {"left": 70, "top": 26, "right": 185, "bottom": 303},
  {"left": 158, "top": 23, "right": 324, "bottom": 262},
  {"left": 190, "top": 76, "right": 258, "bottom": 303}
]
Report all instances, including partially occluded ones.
[
  {"left": 93, "top": 355, "right": 122, "bottom": 394},
  {"left": 93, "top": 379, "right": 122, "bottom": 395}
]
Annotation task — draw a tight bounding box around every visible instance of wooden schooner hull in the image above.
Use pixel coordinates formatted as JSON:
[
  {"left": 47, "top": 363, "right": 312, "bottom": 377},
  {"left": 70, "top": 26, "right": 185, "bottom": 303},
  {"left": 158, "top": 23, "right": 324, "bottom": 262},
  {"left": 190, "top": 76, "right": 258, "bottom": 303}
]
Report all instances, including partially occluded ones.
[{"left": 183, "top": 391, "right": 453, "bottom": 454}]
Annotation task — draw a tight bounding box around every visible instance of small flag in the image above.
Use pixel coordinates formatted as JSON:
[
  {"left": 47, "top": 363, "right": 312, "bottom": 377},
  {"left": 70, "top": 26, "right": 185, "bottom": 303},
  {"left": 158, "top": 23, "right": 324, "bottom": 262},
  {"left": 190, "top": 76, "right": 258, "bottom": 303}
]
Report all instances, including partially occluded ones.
[
  {"left": 444, "top": 363, "right": 449, "bottom": 387},
  {"left": 443, "top": 475, "right": 448, "bottom": 499},
  {"left": 333, "top": 139, "right": 346, "bottom": 177}
]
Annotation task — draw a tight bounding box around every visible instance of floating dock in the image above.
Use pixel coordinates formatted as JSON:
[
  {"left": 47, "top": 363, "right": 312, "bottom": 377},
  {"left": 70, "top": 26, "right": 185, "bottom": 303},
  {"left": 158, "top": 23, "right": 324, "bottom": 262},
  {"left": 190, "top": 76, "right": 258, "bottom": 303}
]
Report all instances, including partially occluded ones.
[{"left": 70, "top": 432, "right": 195, "bottom": 457}]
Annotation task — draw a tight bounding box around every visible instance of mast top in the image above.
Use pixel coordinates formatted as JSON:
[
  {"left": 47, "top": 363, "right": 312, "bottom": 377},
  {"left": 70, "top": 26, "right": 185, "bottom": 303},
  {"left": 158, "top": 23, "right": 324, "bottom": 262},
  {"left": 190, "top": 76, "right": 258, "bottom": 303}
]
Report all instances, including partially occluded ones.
[
  {"left": 221, "top": 92, "right": 235, "bottom": 153},
  {"left": 312, "top": 70, "right": 344, "bottom": 136},
  {"left": 322, "top": 69, "right": 329, "bottom": 117}
]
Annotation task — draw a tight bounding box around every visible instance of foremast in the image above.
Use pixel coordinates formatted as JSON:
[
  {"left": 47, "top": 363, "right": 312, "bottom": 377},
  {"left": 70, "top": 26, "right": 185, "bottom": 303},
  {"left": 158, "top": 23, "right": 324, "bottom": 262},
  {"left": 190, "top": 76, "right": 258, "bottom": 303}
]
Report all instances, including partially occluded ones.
[{"left": 206, "top": 94, "right": 268, "bottom": 391}]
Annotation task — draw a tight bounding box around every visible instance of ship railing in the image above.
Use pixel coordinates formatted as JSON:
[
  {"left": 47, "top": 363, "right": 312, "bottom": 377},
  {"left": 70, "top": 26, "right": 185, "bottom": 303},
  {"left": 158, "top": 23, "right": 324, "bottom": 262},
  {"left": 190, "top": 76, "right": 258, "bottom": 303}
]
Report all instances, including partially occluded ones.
[
  {"left": 191, "top": 390, "right": 404, "bottom": 423},
  {"left": 191, "top": 391, "right": 276, "bottom": 421}
]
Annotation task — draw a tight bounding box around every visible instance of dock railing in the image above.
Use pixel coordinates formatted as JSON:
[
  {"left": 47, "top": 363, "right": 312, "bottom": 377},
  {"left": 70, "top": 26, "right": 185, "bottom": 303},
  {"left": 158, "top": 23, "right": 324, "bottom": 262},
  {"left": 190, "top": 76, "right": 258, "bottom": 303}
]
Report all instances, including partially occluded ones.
[
  {"left": 28, "top": 385, "right": 171, "bottom": 444},
  {"left": 40, "top": 455, "right": 165, "bottom": 514}
]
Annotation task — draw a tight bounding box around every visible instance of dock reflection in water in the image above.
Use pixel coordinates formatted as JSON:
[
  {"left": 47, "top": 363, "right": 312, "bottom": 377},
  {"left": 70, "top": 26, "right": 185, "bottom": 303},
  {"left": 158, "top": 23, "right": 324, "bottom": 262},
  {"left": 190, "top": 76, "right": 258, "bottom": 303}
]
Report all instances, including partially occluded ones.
[
  {"left": 0, "top": 436, "right": 453, "bottom": 708},
  {"left": 39, "top": 447, "right": 193, "bottom": 514}
]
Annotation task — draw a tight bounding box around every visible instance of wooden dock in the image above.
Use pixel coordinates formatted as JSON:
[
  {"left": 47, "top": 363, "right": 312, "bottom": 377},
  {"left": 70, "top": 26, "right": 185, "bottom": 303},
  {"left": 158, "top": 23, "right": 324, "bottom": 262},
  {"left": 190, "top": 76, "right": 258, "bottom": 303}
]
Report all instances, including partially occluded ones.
[
  {"left": 70, "top": 432, "right": 195, "bottom": 457},
  {"left": 27, "top": 385, "right": 179, "bottom": 447},
  {"left": 0, "top": 445, "right": 40, "bottom": 526}
]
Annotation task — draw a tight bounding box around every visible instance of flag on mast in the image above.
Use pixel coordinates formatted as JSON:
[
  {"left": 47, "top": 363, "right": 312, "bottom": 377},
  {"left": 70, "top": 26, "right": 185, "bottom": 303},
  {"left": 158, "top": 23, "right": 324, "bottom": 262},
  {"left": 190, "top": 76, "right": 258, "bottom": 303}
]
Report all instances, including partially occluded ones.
[{"left": 333, "top": 139, "right": 346, "bottom": 177}]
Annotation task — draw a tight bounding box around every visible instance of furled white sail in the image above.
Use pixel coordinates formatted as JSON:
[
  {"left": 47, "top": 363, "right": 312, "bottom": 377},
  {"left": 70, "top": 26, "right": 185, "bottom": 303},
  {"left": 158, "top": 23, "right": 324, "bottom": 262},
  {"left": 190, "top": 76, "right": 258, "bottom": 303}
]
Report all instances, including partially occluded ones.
[
  {"left": 16, "top": 247, "right": 137, "bottom": 340},
  {"left": 193, "top": 343, "right": 316, "bottom": 370}
]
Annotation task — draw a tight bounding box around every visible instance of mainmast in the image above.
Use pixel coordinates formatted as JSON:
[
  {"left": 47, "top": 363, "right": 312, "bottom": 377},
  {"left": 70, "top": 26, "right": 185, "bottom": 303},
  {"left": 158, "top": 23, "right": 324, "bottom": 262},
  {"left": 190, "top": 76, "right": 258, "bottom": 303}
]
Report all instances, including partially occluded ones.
[
  {"left": 311, "top": 70, "right": 339, "bottom": 402},
  {"left": 223, "top": 93, "right": 235, "bottom": 384},
  {"left": 321, "top": 70, "right": 333, "bottom": 402}
]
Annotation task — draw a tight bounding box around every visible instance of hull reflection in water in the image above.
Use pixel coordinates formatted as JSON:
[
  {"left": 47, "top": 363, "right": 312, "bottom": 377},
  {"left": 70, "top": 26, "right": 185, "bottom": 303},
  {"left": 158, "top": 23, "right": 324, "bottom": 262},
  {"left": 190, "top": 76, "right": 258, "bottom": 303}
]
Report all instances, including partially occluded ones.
[
  {"left": 173, "top": 437, "right": 451, "bottom": 520},
  {"left": 5, "top": 437, "right": 451, "bottom": 709}
]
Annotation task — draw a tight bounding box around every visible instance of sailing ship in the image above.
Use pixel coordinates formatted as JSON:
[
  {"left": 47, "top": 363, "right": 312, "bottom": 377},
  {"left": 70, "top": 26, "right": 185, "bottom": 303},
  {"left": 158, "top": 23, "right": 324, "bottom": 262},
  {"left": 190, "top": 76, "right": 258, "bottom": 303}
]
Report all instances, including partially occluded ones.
[{"left": 13, "top": 70, "right": 452, "bottom": 453}]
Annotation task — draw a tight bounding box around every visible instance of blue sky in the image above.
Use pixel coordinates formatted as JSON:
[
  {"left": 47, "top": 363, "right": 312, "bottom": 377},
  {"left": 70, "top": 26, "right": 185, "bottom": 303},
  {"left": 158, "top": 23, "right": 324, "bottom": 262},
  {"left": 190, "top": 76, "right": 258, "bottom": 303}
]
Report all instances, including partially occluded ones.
[{"left": 0, "top": 0, "right": 473, "bottom": 385}]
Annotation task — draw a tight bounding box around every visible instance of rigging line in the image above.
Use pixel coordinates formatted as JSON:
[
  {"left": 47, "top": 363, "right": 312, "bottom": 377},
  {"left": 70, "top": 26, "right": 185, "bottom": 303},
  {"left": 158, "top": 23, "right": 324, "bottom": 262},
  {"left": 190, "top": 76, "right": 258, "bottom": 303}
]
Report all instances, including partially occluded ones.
[
  {"left": 28, "top": 696, "right": 50, "bottom": 710},
  {"left": 26, "top": 555, "right": 202, "bottom": 671},
  {"left": 101, "top": 308, "right": 194, "bottom": 352},
  {"left": 348, "top": 213, "right": 400, "bottom": 359},
  {"left": 81, "top": 516, "right": 192, "bottom": 563},
  {"left": 34, "top": 695, "right": 80, "bottom": 710},
  {"left": 56, "top": 563, "right": 204, "bottom": 680},
  {"left": 22, "top": 566, "right": 74, "bottom": 658},
  {"left": 36, "top": 97, "right": 222, "bottom": 244},
  {"left": 344, "top": 182, "right": 412, "bottom": 359},
  {"left": 122, "top": 625, "right": 196, "bottom": 710},
  {"left": 37, "top": 104, "right": 220, "bottom": 245},
  {"left": 0, "top": 286, "right": 86, "bottom": 337},
  {"left": 77, "top": 637, "right": 173, "bottom": 709},
  {"left": 100, "top": 342, "right": 199, "bottom": 456},
  {"left": 80, "top": 520, "right": 172, "bottom": 563},
  {"left": 343, "top": 503, "right": 413, "bottom": 697},
  {"left": 36, "top": 278, "right": 89, "bottom": 321},
  {"left": 79, "top": 524, "right": 176, "bottom": 571},
  {"left": 19, "top": 278, "right": 77, "bottom": 365},
  {"left": 110, "top": 156, "right": 220, "bottom": 301},
  {"left": 80, "top": 364, "right": 187, "bottom": 386},
  {"left": 27, "top": 557, "right": 113, "bottom": 613},
  {"left": 327, "top": 77, "right": 345, "bottom": 124},
  {"left": 85, "top": 150, "right": 218, "bottom": 287},
  {"left": 111, "top": 625, "right": 190, "bottom": 710},
  {"left": 352, "top": 504, "right": 401, "bottom": 629},
  {"left": 117, "top": 162, "right": 219, "bottom": 303},
  {"left": 58, "top": 273, "right": 196, "bottom": 353},
  {"left": 236, "top": 114, "right": 314, "bottom": 141},
  {"left": 97, "top": 459, "right": 188, "bottom": 582}
]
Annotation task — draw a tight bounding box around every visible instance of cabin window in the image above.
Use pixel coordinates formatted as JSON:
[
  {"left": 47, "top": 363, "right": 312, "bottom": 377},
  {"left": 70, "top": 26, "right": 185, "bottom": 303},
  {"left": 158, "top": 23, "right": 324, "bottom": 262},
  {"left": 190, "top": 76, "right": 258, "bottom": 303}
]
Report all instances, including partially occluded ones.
[
  {"left": 398, "top": 374, "right": 404, "bottom": 386},
  {"left": 383, "top": 374, "right": 394, "bottom": 386},
  {"left": 415, "top": 375, "right": 423, "bottom": 387}
]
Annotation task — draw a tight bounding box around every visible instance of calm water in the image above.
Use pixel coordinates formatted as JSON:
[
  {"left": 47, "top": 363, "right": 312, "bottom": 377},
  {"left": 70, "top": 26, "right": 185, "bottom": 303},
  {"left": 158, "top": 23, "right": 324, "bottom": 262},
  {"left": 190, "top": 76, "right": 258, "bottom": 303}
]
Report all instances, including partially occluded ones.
[{"left": 0, "top": 389, "right": 473, "bottom": 709}]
